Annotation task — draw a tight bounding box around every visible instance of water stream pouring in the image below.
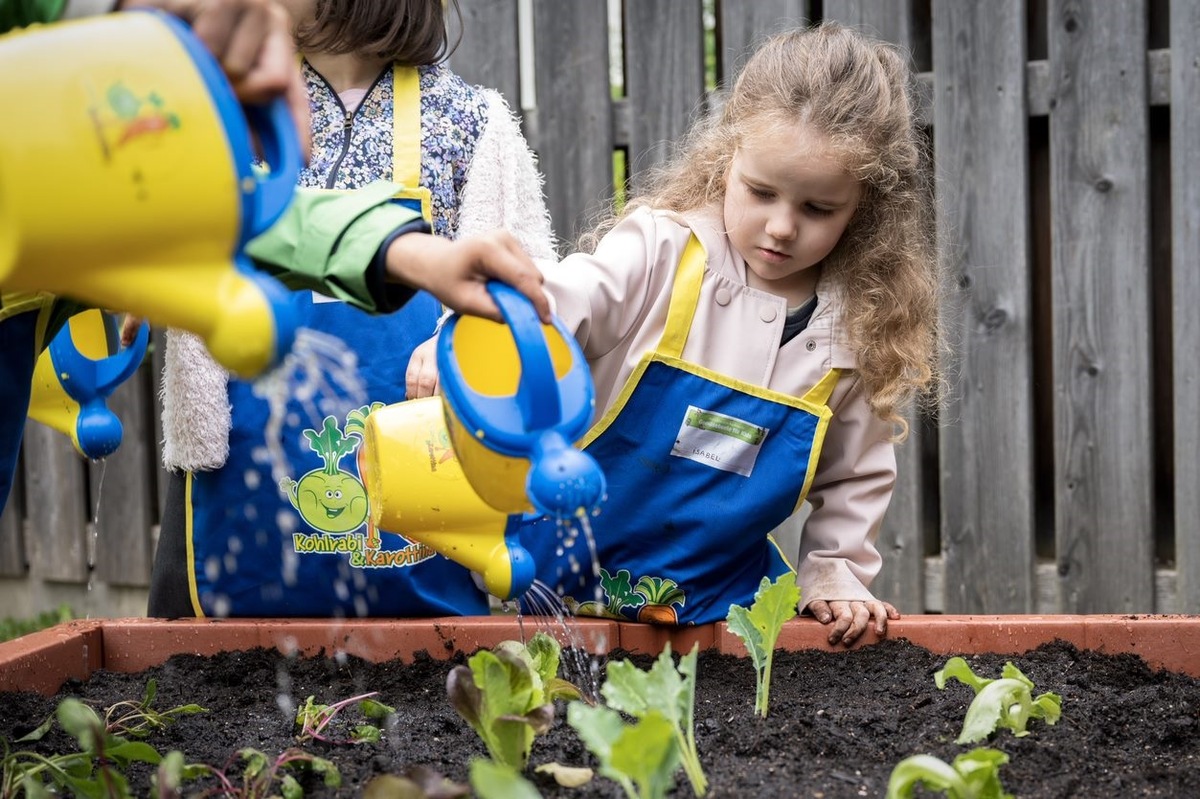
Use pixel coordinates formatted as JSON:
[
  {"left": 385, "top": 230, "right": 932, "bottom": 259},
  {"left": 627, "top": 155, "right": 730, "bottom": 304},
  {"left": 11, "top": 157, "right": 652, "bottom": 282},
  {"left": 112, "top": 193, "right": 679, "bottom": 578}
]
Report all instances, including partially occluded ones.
[
  {"left": 0, "top": 9, "right": 302, "bottom": 378},
  {"left": 361, "top": 282, "right": 606, "bottom": 599}
]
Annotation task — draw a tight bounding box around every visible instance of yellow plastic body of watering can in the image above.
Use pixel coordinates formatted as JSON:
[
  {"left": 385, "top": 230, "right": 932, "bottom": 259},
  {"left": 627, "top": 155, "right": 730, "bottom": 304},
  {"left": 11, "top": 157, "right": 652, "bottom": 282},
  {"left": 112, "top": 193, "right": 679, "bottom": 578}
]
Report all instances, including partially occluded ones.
[
  {"left": 360, "top": 282, "right": 607, "bottom": 600},
  {"left": 28, "top": 309, "right": 149, "bottom": 459},
  {"left": 360, "top": 397, "right": 532, "bottom": 600},
  {"left": 0, "top": 9, "right": 301, "bottom": 378}
]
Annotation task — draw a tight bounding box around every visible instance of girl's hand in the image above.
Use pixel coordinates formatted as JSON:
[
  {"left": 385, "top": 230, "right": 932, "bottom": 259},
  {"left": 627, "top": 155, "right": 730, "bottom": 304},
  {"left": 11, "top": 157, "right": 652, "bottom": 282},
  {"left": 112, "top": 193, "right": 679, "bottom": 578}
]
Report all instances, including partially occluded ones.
[
  {"left": 120, "top": 0, "right": 311, "bottom": 161},
  {"left": 405, "top": 336, "right": 440, "bottom": 400},
  {"left": 384, "top": 230, "right": 551, "bottom": 324},
  {"left": 808, "top": 599, "right": 900, "bottom": 647}
]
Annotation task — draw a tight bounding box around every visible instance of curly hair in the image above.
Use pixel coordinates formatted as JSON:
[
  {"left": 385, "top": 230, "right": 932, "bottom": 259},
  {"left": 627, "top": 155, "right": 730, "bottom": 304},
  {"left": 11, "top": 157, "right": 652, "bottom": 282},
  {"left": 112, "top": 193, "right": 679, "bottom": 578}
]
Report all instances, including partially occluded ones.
[{"left": 587, "top": 23, "right": 942, "bottom": 435}]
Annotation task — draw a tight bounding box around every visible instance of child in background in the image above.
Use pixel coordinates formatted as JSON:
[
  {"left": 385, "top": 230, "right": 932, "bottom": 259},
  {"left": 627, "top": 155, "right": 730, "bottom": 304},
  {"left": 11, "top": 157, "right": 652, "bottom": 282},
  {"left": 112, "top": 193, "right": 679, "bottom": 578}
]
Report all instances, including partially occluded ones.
[
  {"left": 509, "top": 23, "right": 942, "bottom": 646},
  {"left": 147, "top": 0, "right": 556, "bottom": 618}
]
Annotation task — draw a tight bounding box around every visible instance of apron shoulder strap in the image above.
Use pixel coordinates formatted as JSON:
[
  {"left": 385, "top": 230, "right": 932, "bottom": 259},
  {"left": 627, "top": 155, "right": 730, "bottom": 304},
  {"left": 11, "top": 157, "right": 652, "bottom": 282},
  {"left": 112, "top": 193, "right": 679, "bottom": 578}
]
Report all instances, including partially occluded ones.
[
  {"left": 801, "top": 367, "right": 842, "bottom": 408},
  {"left": 659, "top": 234, "right": 706, "bottom": 359},
  {"left": 391, "top": 66, "right": 433, "bottom": 223}
]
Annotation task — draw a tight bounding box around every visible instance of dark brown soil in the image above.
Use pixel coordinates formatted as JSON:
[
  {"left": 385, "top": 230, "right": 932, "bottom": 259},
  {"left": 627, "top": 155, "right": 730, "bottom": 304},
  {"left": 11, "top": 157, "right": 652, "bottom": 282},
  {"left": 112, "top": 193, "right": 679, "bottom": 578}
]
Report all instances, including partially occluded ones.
[{"left": 1, "top": 637, "right": 1198, "bottom": 798}]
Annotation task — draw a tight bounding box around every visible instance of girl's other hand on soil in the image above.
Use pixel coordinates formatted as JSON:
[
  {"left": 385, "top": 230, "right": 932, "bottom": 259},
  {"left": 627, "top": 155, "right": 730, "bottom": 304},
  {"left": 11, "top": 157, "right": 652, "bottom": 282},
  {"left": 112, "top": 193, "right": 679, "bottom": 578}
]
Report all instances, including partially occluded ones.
[{"left": 809, "top": 599, "right": 900, "bottom": 647}]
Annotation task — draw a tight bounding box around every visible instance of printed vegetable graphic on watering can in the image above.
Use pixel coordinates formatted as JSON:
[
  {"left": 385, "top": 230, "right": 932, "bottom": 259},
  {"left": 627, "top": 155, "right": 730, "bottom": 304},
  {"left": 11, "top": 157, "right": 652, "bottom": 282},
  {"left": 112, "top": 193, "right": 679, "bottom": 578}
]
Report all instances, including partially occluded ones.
[
  {"left": 0, "top": 9, "right": 302, "bottom": 378},
  {"left": 361, "top": 282, "right": 607, "bottom": 600}
]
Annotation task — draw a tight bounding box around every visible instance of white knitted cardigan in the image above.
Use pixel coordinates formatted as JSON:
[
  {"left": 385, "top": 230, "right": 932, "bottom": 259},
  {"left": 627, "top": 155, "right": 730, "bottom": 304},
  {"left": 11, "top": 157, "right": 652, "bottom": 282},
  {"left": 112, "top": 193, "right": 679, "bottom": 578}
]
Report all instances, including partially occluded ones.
[{"left": 160, "top": 90, "right": 557, "bottom": 471}]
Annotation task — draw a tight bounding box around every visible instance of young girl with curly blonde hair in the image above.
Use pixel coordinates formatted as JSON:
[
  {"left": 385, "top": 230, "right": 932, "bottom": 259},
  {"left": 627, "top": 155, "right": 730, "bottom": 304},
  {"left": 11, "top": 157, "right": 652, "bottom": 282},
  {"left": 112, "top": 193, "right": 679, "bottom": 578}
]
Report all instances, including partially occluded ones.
[{"left": 511, "top": 22, "right": 943, "bottom": 645}]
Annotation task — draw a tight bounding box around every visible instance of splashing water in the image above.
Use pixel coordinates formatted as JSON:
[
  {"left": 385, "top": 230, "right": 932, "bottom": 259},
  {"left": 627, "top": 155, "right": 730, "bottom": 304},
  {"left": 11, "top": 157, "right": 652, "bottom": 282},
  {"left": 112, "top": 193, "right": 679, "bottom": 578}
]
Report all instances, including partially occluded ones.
[{"left": 251, "top": 327, "right": 367, "bottom": 486}]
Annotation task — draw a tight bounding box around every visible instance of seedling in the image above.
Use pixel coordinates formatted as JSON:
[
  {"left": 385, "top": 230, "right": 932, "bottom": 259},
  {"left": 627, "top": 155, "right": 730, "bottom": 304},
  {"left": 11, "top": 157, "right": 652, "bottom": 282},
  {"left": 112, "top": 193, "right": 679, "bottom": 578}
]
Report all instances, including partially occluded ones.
[
  {"left": 446, "top": 632, "right": 581, "bottom": 771},
  {"left": 468, "top": 759, "right": 543, "bottom": 799},
  {"left": 294, "top": 692, "right": 394, "bottom": 745},
  {"left": 189, "top": 747, "right": 340, "bottom": 798},
  {"left": 1, "top": 697, "right": 172, "bottom": 799},
  {"left": 934, "top": 657, "right": 1062, "bottom": 744},
  {"left": 725, "top": 572, "right": 800, "bottom": 717},
  {"left": 886, "top": 747, "right": 1012, "bottom": 799},
  {"left": 104, "top": 679, "right": 208, "bottom": 739},
  {"left": 598, "top": 643, "right": 707, "bottom": 796}
]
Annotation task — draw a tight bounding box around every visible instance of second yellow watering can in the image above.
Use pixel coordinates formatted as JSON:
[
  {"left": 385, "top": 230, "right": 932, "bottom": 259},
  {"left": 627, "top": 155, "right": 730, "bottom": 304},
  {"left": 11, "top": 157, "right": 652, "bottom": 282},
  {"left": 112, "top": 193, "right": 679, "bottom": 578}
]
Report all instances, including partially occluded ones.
[
  {"left": 361, "top": 282, "right": 607, "bottom": 599},
  {"left": 0, "top": 9, "right": 302, "bottom": 378}
]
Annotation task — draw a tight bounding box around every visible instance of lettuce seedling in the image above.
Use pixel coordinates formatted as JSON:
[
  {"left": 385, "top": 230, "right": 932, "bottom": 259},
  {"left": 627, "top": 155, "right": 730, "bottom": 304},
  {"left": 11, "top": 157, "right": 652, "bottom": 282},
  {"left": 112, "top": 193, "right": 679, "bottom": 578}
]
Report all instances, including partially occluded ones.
[
  {"left": 935, "top": 657, "right": 1062, "bottom": 744},
  {"left": 599, "top": 643, "right": 707, "bottom": 796},
  {"left": 725, "top": 572, "right": 800, "bottom": 717},
  {"left": 886, "top": 747, "right": 1013, "bottom": 799},
  {"left": 567, "top": 703, "right": 679, "bottom": 799},
  {"left": 446, "top": 631, "right": 581, "bottom": 771}
]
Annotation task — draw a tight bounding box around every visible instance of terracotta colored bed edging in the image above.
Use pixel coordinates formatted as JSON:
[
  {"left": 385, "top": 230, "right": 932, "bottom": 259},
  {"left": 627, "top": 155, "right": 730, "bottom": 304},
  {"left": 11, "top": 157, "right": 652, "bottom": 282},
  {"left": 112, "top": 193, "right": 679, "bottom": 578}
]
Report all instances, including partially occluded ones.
[{"left": 0, "top": 614, "right": 1197, "bottom": 696}]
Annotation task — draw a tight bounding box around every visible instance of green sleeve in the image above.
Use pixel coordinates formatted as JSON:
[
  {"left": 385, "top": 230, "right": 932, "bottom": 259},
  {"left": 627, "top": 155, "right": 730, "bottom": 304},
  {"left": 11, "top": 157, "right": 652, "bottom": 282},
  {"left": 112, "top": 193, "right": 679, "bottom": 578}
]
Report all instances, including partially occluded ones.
[
  {"left": 244, "top": 180, "right": 428, "bottom": 314},
  {"left": 0, "top": 0, "right": 68, "bottom": 31}
]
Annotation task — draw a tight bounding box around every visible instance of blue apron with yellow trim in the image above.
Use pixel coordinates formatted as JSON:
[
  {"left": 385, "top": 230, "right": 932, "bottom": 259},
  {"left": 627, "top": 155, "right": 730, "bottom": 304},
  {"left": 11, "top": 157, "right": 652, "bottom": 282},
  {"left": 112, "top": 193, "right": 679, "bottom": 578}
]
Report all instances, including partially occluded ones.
[
  {"left": 186, "top": 67, "right": 488, "bottom": 617},
  {"left": 517, "top": 235, "right": 839, "bottom": 625}
]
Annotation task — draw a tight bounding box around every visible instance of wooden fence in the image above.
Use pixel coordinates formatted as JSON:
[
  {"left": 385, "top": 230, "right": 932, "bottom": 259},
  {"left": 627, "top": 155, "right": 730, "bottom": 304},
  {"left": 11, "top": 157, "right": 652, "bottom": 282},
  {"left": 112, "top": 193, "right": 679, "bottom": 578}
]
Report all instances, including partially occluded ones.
[{"left": 1, "top": 0, "right": 1195, "bottom": 618}]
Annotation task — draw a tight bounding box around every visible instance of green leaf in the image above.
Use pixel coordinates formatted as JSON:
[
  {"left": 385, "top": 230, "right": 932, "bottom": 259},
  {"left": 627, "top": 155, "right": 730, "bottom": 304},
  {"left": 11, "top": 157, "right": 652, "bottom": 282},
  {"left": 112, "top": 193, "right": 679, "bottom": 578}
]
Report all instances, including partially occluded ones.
[
  {"left": 105, "top": 739, "right": 163, "bottom": 766},
  {"left": 56, "top": 699, "right": 103, "bottom": 752},
  {"left": 886, "top": 753, "right": 970, "bottom": 798},
  {"left": 534, "top": 762, "right": 594, "bottom": 788},
  {"left": 352, "top": 724, "right": 382, "bottom": 744},
  {"left": 567, "top": 703, "right": 679, "bottom": 799},
  {"left": 311, "top": 755, "right": 342, "bottom": 787},
  {"left": 725, "top": 573, "right": 799, "bottom": 717},
  {"left": 958, "top": 678, "right": 1033, "bottom": 744},
  {"left": 14, "top": 713, "right": 56, "bottom": 743},
  {"left": 524, "top": 632, "right": 562, "bottom": 690},
  {"left": 281, "top": 773, "right": 303, "bottom": 799},
  {"left": 934, "top": 657, "right": 992, "bottom": 692},
  {"left": 954, "top": 748, "right": 1013, "bottom": 799},
  {"left": 359, "top": 698, "right": 396, "bottom": 720},
  {"left": 469, "top": 759, "right": 544, "bottom": 799}
]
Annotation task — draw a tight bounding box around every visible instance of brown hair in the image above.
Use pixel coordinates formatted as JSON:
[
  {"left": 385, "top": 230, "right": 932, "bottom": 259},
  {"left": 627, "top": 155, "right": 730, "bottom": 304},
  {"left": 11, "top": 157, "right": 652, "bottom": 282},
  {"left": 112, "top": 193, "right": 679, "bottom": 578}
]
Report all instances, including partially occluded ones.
[
  {"left": 590, "top": 22, "right": 943, "bottom": 434},
  {"left": 294, "top": 0, "right": 461, "bottom": 65}
]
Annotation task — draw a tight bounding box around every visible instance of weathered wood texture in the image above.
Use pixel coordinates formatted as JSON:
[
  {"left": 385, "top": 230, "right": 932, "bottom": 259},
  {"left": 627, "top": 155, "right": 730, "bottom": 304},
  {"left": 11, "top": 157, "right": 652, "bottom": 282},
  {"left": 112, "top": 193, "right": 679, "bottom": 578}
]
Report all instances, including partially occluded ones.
[
  {"left": 1171, "top": 0, "right": 1200, "bottom": 613},
  {"left": 4, "top": 0, "right": 1191, "bottom": 616},
  {"left": 933, "top": 1, "right": 1035, "bottom": 613},
  {"left": 1049, "top": 0, "right": 1154, "bottom": 612}
]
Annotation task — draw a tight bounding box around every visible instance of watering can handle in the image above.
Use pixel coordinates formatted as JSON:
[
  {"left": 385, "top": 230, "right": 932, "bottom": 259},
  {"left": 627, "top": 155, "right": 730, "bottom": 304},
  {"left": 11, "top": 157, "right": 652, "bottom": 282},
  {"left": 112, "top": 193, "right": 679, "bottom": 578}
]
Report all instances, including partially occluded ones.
[
  {"left": 486, "top": 281, "right": 562, "bottom": 431},
  {"left": 243, "top": 100, "right": 303, "bottom": 237}
]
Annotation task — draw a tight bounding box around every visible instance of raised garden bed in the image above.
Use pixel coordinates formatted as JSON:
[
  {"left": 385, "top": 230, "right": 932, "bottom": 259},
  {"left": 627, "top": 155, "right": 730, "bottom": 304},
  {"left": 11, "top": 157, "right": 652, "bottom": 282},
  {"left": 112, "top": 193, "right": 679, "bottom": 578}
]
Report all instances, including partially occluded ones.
[{"left": 1, "top": 615, "right": 1197, "bottom": 797}]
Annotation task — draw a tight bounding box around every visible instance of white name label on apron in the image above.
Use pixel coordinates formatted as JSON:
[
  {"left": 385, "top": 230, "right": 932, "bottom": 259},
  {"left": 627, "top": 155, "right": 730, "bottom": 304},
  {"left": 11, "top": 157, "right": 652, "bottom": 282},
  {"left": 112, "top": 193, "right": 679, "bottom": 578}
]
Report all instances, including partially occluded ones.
[
  {"left": 311, "top": 291, "right": 344, "bottom": 304},
  {"left": 671, "top": 406, "right": 767, "bottom": 477}
]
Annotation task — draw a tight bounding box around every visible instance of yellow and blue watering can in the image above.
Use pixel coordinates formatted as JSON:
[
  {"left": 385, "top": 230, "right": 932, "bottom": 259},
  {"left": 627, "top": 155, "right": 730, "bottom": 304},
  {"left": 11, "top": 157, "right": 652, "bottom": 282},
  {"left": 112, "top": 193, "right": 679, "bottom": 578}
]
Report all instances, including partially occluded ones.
[
  {"left": 362, "top": 282, "right": 607, "bottom": 599},
  {"left": 0, "top": 8, "right": 301, "bottom": 378},
  {"left": 27, "top": 310, "right": 148, "bottom": 460}
]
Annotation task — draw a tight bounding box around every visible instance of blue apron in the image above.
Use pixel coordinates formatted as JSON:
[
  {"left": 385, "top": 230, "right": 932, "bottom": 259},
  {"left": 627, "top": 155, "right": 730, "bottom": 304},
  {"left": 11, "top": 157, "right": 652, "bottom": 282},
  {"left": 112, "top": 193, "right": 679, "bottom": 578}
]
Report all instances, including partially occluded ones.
[
  {"left": 517, "top": 235, "right": 839, "bottom": 625},
  {"left": 185, "top": 67, "right": 488, "bottom": 617}
]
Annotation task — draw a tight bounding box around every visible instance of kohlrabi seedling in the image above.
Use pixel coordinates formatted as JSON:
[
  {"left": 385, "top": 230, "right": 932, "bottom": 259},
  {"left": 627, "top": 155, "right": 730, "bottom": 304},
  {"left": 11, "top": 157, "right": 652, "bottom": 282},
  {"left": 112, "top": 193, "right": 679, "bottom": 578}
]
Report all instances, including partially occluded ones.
[
  {"left": 725, "top": 572, "right": 800, "bottom": 718},
  {"left": 935, "top": 657, "right": 1062, "bottom": 744},
  {"left": 446, "top": 631, "right": 581, "bottom": 771},
  {"left": 598, "top": 643, "right": 708, "bottom": 796},
  {"left": 886, "top": 747, "right": 1013, "bottom": 799},
  {"left": 567, "top": 703, "right": 679, "bottom": 799}
]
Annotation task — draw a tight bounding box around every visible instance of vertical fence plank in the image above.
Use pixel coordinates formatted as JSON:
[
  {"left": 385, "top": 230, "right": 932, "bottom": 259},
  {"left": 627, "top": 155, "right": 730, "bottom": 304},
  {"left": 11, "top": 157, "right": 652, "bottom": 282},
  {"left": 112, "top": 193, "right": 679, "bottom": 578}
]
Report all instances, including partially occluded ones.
[
  {"left": 933, "top": 2, "right": 1036, "bottom": 612},
  {"left": 1172, "top": 0, "right": 1200, "bottom": 613},
  {"left": 1049, "top": 0, "right": 1154, "bottom": 611},
  {"left": 0, "top": 453, "right": 25, "bottom": 577},
  {"left": 622, "top": 0, "right": 704, "bottom": 193},
  {"left": 530, "top": 0, "right": 613, "bottom": 249},
  {"left": 717, "top": 0, "right": 810, "bottom": 83},
  {"left": 448, "top": 0, "right": 522, "bottom": 112},
  {"left": 817, "top": 2, "right": 929, "bottom": 612},
  {"left": 91, "top": 366, "right": 155, "bottom": 588},
  {"left": 22, "top": 423, "right": 89, "bottom": 582}
]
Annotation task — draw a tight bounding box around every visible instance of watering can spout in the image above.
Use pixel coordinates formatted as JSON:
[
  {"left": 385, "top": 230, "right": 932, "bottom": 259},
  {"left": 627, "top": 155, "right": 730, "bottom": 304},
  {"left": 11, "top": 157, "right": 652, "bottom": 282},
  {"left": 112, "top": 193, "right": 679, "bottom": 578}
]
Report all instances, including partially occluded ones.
[{"left": 527, "top": 429, "right": 606, "bottom": 518}]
